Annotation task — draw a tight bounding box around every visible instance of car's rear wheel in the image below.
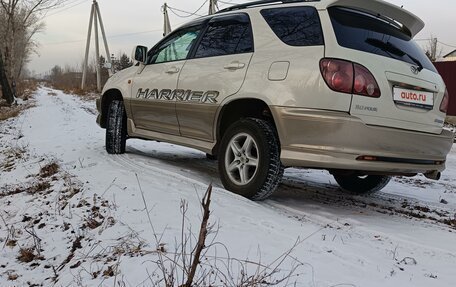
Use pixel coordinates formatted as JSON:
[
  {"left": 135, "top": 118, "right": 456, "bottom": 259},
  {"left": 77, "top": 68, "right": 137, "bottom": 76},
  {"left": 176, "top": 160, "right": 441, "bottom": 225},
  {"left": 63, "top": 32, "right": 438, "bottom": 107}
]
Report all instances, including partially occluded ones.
[
  {"left": 218, "top": 118, "right": 283, "bottom": 200},
  {"left": 333, "top": 174, "right": 391, "bottom": 194},
  {"left": 106, "top": 100, "right": 127, "bottom": 154},
  {"left": 206, "top": 153, "right": 217, "bottom": 160}
]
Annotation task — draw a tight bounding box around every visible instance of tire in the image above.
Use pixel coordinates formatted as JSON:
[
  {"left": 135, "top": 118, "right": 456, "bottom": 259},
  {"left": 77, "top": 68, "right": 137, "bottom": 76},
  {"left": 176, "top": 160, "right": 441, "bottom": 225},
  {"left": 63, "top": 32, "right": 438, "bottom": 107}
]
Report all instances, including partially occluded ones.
[
  {"left": 333, "top": 174, "right": 391, "bottom": 195},
  {"left": 218, "top": 118, "right": 284, "bottom": 200},
  {"left": 106, "top": 100, "right": 127, "bottom": 154},
  {"left": 206, "top": 153, "right": 217, "bottom": 160}
]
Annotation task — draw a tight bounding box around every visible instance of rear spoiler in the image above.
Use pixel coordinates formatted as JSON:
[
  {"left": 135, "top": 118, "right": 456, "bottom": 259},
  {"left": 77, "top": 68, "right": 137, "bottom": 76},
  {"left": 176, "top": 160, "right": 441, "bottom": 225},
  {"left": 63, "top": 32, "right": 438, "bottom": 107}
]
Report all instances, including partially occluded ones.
[{"left": 326, "top": 0, "right": 425, "bottom": 37}]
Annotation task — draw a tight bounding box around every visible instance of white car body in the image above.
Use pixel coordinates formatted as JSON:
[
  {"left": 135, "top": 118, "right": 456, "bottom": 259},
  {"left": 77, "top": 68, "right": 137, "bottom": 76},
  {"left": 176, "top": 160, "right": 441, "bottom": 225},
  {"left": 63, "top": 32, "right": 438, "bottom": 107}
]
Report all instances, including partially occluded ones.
[{"left": 97, "top": 0, "right": 454, "bottom": 199}]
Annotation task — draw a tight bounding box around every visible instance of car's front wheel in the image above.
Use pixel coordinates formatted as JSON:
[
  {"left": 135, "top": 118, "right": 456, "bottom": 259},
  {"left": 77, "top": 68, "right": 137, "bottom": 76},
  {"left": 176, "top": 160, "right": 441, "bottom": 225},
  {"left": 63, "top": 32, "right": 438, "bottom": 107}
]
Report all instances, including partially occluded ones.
[
  {"left": 218, "top": 118, "right": 283, "bottom": 200},
  {"left": 333, "top": 174, "right": 391, "bottom": 194},
  {"left": 105, "top": 100, "right": 127, "bottom": 154}
]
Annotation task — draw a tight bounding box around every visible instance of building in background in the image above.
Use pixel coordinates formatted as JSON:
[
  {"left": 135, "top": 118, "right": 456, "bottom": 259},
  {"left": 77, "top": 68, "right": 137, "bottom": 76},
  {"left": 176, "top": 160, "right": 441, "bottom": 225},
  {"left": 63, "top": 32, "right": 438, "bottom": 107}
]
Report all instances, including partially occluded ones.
[
  {"left": 434, "top": 61, "right": 456, "bottom": 117},
  {"left": 442, "top": 50, "right": 456, "bottom": 62}
]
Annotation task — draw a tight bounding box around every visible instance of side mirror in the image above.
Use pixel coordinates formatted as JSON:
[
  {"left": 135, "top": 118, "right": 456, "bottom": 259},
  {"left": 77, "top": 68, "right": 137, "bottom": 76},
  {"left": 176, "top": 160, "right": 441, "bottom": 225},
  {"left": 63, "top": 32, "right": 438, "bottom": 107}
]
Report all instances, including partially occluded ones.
[{"left": 132, "top": 45, "right": 148, "bottom": 64}]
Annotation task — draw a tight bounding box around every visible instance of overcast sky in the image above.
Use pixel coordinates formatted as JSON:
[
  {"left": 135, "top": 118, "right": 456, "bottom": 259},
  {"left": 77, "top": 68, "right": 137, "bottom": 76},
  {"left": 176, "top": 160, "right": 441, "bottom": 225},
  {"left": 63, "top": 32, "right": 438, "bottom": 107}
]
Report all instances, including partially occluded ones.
[{"left": 30, "top": 0, "right": 456, "bottom": 75}]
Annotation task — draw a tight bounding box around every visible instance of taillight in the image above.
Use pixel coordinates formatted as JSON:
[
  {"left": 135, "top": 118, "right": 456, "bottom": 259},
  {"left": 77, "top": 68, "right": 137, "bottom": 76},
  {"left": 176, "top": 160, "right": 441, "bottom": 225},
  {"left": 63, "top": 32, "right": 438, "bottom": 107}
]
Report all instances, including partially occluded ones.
[
  {"left": 353, "top": 64, "right": 381, "bottom": 97},
  {"left": 440, "top": 88, "right": 449, "bottom": 113},
  {"left": 320, "top": 59, "right": 353, "bottom": 93},
  {"left": 320, "top": 58, "right": 381, "bottom": 98}
]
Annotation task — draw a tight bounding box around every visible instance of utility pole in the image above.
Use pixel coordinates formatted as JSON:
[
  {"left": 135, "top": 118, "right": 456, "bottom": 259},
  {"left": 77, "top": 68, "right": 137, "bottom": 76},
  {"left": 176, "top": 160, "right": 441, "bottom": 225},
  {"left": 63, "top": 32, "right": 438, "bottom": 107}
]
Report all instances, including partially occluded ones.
[
  {"left": 81, "top": 0, "right": 113, "bottom": 92},
  {"left": 163, "top": 3, "right": 172, "bottom": 37},
  {"left": 431, "top": 37, "right": 438, "bottom": 61},
  {"left": 208, "top": 0, "right": 219, "bottom": 14}
]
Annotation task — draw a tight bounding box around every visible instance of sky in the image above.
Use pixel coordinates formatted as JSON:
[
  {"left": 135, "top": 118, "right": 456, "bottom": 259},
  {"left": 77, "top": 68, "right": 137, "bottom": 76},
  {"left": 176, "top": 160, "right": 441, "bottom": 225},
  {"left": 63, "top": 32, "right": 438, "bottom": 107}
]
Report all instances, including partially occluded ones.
[{"left": 29, "top": 0, "right": 456, "bottom": 75}]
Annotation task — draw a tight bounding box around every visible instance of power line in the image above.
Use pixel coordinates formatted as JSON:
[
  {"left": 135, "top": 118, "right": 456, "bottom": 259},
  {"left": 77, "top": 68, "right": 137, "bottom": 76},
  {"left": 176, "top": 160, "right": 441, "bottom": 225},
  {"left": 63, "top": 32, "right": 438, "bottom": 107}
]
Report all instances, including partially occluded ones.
[
  {"left": 415, "top": 39, "right": 456, "bottom": 49},
  {"left": 167, "top": 0, "right": 209, "bottom": 18},
  {"left": 44, "top": 29, "right": 163, "bottom": 46},
  {"left": 44, "top": 0, "right": 90, "bottom": 18},
  {"left": 438, "top": 41, "right": 456, "bottom": 49}
]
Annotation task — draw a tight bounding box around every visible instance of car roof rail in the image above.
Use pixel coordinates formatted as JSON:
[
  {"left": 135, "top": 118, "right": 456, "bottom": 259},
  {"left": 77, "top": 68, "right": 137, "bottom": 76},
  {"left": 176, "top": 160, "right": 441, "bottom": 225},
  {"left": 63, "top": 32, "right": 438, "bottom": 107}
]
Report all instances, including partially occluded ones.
[{"left": 217, "top": 0, "right": 320, "bottom": 13}]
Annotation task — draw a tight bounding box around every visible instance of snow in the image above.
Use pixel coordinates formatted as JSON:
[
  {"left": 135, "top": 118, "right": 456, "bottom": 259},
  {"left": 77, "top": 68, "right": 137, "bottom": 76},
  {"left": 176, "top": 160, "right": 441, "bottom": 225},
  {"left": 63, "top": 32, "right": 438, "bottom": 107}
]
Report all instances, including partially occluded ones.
[{"left": 0, "top": 87, "right": 455, "bottom": 286}]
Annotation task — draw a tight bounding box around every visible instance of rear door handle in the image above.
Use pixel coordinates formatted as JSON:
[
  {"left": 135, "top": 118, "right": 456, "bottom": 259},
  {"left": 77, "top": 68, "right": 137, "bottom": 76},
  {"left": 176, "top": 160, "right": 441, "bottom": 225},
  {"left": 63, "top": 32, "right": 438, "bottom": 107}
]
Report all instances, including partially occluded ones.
[
  {"left": 166, "top": 66, "right": 180, "bottom": 74},
  {"left": 224, "top": 61, "right": 246, "bottom": 70}
]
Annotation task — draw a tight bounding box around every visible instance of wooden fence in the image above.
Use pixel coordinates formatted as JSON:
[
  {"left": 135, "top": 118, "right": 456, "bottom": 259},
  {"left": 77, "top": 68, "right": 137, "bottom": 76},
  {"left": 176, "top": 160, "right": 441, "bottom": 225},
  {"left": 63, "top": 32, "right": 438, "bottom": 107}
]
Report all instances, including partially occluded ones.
[{"left": 434, "top": 61, "right": 456, "bottom": 116}]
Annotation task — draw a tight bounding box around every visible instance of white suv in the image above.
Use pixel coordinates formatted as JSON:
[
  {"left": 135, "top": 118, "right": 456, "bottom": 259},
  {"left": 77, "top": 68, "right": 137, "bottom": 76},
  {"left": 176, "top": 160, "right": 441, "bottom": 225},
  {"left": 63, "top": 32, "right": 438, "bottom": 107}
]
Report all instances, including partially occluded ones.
[{"left": 97, "top": 0, "right": 454, "bottom": 200}]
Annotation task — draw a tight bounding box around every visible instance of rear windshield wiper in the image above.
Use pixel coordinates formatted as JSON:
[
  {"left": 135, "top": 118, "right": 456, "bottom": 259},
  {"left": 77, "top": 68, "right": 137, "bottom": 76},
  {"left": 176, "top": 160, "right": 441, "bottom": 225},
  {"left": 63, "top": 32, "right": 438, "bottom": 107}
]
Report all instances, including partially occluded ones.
[{"left": 366, "top": 38, "right": 423, "bottom": 72}]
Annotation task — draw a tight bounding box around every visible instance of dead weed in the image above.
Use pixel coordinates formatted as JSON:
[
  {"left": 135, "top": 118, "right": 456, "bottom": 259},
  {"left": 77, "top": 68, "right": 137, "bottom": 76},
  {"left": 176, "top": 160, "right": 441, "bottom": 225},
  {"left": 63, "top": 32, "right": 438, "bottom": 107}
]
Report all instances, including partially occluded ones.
[
  {"left": 39, "top": 162, "right": 60, "bottom": 178},
  {"left": 0, "top": 101, "right": 34, "bottom": 122},
  {"left": 17, "top": 248, "right": 42, "bottom": 263},
  {"left": 1, "top": 146, "right": 27, "bottom": 172}
]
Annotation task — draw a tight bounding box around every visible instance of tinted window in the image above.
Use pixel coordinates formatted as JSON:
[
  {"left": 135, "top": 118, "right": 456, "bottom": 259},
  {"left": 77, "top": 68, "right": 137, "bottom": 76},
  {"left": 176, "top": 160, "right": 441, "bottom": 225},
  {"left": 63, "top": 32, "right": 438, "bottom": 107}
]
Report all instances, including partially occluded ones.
[
  {"left": 195, "top": 14, "right": 253, "bottom": 58},
  {"left": 328, "top": 7, "right": 437, "bottom": 72},
  {"left": 261, "top": 7, "right": 324, "bottom": 46},
  {"left": 149, "top": 26, "right": 201, "bottom": 64}
]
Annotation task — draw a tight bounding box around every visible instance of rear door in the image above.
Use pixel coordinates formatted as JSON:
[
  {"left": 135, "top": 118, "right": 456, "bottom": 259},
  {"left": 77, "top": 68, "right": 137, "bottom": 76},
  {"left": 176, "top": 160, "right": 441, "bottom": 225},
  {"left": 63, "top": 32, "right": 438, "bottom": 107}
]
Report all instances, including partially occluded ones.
[
  {"left": 130, "top": 25, "right": 202, "bottom": 135},
  {"left": 176, "top": 13, "right": 254, "bottom": 141},
  {"left": 326, "top": 7, "right": 446, "bottom": 134}
]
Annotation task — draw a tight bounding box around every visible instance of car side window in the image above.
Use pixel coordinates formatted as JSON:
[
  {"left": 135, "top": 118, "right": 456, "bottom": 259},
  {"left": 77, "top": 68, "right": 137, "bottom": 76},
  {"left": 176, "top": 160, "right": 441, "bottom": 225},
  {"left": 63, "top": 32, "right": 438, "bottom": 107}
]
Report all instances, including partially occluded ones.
[
  {"left": 149, "top": 26, "right": 201, "bottom": 64},
  {"left": 261, "top": 7, "right": 324, "bottom": 46},
  {"left": 194, "top": 14, "right": 253, "bottom": 58}
]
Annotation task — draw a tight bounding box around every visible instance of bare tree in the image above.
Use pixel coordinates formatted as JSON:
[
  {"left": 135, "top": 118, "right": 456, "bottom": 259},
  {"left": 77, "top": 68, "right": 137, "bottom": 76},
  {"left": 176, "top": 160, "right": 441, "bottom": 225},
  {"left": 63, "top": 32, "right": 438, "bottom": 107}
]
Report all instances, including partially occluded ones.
[{"left": 0, "top": 0, "right": 67, "bottom": 104}]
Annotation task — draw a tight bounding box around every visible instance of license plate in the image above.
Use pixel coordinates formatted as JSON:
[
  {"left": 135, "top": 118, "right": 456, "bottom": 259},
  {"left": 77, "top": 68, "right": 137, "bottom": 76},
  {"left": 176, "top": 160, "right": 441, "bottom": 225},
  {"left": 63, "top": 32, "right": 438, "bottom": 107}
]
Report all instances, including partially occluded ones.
[{"left": 393, "top": 87, "right": 434, "bottom": 109}]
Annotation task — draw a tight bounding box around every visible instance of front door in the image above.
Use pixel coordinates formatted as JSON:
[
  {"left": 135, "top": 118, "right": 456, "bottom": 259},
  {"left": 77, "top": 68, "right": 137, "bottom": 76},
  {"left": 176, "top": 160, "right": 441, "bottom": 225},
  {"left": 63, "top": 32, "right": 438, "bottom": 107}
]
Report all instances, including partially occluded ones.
[{"left": 130, "top": 25, "right": 202, "bottom": 135}]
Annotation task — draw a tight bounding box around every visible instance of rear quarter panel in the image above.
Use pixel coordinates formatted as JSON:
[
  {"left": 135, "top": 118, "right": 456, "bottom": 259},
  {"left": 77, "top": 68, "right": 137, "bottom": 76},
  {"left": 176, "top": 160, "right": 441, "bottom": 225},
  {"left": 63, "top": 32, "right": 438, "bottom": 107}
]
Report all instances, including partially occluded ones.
[{"left": 229, "top": 8, "right": 351, "bottom": 112}]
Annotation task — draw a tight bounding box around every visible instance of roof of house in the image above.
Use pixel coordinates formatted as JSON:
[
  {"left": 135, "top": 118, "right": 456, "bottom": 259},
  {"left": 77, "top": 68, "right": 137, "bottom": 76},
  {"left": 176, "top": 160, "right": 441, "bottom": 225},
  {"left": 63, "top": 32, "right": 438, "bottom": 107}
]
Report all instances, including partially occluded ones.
[{"left": 443, "top": 49, "right": 456, "bottom": 58}]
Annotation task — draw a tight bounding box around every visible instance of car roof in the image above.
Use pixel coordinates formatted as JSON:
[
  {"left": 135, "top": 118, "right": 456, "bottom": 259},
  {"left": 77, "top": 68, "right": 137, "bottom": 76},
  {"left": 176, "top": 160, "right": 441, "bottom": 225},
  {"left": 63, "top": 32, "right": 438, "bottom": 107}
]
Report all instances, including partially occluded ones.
[
  {"left": 217, "top": 0, "right": 321, "bottom": 14},
  {"left": 176, "top": 0, "right": 424, "bottom": 38}
]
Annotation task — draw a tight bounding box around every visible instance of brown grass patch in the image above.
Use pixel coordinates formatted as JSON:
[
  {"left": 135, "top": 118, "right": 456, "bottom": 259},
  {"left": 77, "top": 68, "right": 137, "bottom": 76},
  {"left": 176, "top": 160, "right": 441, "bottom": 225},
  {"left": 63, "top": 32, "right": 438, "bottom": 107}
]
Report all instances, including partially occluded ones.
[
  {"left": 7, "top": 272, "right": 19, "bottom": 281},
  {"left": 29, "top": 181, "right": 51, "bottom": 194},
  {"left": 1, "top": 146, "right": 27, "bottom": 172},
  {"left": 0, "top": 101, "right": 34, "bottom": 122},
  {"left": 103, "top": 265, "right": 115, "bottom": 277},
  {"left": 6, "top": 240, "right": 17, "bottom": 247},
  {"left": 40, "top": 162, "right": 60, "bottom": 178},
  {"left": 17, "top": 248, "right": 37, "bottom": 263},
  {"left": 63, "top": 88, "right": 100, "bottom": 101},
  {"left": 0, "top": 105, "right": 24, "bottom": 121},
  {"left": 1, "top": 180, "right": 52, "bottom": 197},
  {"left": 16, "top": 80, "right": 39, "bottom": 100}
]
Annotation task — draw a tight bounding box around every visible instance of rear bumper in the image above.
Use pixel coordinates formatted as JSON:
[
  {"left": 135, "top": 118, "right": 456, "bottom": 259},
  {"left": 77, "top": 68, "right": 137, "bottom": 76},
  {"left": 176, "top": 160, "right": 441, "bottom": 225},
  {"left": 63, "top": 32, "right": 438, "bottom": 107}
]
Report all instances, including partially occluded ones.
[{"left": 271, "top": 107, "right": 454, "bottom": 174}]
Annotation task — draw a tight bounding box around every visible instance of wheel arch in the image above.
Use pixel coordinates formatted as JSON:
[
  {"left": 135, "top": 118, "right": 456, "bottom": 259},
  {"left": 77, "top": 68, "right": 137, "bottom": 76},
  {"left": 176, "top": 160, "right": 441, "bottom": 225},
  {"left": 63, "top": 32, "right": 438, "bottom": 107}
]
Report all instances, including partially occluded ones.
[
  {"left": 100, "top": 89, "right": 124, "bottom": 129},
  {"left": 214, "top": 97, "right": 279, "bottom": 154}
]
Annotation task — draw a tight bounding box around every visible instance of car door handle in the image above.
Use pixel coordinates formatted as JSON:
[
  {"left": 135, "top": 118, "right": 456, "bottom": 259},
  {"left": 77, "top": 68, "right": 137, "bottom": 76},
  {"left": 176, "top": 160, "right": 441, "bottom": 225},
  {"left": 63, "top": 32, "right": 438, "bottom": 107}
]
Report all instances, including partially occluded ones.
[
  {"left": 224, "top": 61, "right": 246, "bottom": 70},
  {"left": 165, "top": 67, "right": 180, "bottom": 74}
]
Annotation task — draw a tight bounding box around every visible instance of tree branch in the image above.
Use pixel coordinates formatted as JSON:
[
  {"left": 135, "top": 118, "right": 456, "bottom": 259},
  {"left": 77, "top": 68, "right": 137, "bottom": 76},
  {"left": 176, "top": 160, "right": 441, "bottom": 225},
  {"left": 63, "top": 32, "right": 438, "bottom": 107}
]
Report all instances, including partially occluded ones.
[{"left": 183, "top": 185, "right": 213, "bottom": 287}]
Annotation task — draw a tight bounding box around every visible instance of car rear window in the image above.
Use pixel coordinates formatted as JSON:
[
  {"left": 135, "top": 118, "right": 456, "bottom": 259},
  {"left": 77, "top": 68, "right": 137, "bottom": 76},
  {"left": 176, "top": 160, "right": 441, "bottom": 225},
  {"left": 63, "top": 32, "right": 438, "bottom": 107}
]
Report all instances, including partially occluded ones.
[
  {"left": 328, "top": 7, "right": 437, "bottom": 73},
  {"left": 261, "top": 7, "right": 324, "bottom": 46}
]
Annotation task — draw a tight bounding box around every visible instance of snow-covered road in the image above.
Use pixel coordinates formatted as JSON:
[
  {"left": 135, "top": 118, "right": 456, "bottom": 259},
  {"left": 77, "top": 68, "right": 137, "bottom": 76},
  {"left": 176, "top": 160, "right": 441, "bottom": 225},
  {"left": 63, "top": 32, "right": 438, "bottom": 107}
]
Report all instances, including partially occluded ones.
[{"left": 1, "top": 87, "right": 455, "bottom": 286}]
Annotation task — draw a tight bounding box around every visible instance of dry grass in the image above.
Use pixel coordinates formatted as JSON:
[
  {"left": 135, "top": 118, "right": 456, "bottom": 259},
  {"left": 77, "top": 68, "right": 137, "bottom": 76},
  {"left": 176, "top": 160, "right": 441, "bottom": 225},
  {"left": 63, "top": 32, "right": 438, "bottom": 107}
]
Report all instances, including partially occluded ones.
[
  {"left": 1, "top": 146, "right": 27, "bottom": 172},
  {"left": 39, "top": 162, "right": 60, "bottom": 178},
  {"left": 16, "top": 80, "right": 39, "bottom": 100},
  {"left": 29, "top": 181, "right": 52, "bottom": 194},
  {"left": 17, "top": 248, "right": 38, "bottom": 263},
  {"left": 0, "top": 79, "right": 37, "bottom": 121},
  {"left": 0, "top": 103, "right": 33, "bottom": 122},
  {"left": 6, "top": 239, "right": 17, "bottom": 248},
  {"left": 62, "top": 87, "right": 100, "bottom": 101},
  {"left": 7, "top": 272, "right": 19, "bottom": 281}
]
